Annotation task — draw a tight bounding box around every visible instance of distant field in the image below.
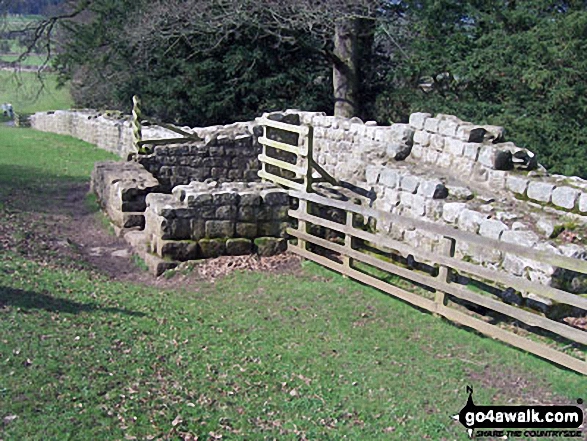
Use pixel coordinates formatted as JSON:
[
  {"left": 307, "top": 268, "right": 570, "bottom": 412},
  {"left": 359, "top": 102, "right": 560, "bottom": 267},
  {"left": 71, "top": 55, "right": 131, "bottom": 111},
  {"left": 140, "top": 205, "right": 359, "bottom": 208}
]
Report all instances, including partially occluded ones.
[
  {"left": 0, "top": 70, "right": 72, "bottom": 113},
  {"left": 0, "top": 53, "right": 51, "bottom": 66},
  {"left": 0, "top": 15, "right": 52, "bottom": 68}
]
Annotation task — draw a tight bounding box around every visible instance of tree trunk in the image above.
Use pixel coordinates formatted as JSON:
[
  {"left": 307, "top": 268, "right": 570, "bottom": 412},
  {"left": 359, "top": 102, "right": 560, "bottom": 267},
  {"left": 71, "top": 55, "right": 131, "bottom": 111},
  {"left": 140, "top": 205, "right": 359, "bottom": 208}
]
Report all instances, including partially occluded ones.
[{"left": 333, "top": 18, "right": 359, "bottom": 118}]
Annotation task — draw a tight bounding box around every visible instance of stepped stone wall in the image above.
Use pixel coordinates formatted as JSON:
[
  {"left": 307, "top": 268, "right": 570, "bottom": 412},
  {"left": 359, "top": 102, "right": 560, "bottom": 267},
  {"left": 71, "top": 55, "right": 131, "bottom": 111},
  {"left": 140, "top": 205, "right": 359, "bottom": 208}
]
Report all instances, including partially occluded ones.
[
  {"left": 265, "top": 110, "right": 587, "bottom": 306},
  {"left": 144, "top": 181, "right": 289, "bottom": 264},
  {"left": 34, "top": 108, "right": 587, "bottom": 295}
]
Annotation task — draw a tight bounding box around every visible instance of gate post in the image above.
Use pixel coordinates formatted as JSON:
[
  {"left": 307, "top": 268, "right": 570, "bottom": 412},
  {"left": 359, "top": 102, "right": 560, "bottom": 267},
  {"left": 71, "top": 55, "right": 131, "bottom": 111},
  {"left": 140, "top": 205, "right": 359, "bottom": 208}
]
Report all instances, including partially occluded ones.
[{"left": 132, "top": 95, "right": 142, "bottom": 152}]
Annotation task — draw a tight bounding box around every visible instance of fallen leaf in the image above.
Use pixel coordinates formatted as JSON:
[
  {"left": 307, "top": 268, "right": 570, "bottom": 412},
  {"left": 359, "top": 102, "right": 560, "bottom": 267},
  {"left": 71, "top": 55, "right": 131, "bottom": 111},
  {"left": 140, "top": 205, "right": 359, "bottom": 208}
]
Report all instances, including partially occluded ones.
[
  {"left": 172, "top": 415, "right": 183, "bottom": 427},
  {"left": 3, "top": 415, "right": 17, "bottom": 424}
]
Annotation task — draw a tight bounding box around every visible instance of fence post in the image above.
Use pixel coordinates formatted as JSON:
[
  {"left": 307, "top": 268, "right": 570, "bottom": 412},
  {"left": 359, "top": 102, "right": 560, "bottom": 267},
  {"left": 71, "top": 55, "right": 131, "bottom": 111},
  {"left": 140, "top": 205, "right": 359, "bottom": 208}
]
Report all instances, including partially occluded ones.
[
  {"left": 435, "top": 236, "right": 455, "bottom": 314},
  {"left": 261, "top": 124, "right": 268, "bottom": 181},
  {"left": 297, "top": 199, "right": 309, "bottom": 251},
  {"left": 304, "top": 126, "right": 314, "bottom": 193},
  {"left": 342, "top": 210, "right": 353, "bottom": 273},
  {"left": 132, "top": 95, "right": 142, "bottom": 152}
]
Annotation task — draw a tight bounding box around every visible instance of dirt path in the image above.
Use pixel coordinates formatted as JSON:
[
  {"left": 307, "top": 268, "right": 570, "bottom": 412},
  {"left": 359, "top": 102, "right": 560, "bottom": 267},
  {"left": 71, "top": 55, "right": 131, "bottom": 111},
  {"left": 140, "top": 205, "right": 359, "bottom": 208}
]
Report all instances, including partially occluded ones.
[{"left": 0, "top": 180, "right": 301, "bottom": 289}]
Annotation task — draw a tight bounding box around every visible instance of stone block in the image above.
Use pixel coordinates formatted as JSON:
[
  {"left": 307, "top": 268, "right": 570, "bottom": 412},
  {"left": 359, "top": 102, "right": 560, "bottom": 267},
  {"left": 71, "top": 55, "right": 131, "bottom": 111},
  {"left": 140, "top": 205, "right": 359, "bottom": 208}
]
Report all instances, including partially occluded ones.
[
  {"left": 487, "top": 170, "right": 507, "bottom": 189},
  {"left": 400, "top": 175, "right": 420, "bottom": 193},
  {"left": 455, "top": 124, "right": 486, "bottom": 142},
  {"left": 423, "top": 117, "right": 440, "bottom": 133},
  {"left": 226, "top": 238, "right": 253, "bottom": 255},
  {"left": 463, "top": 143, "right": 480, "bottom": 161},
  {"left": 482, "top": 125, "right": 506, "bottom": 142},
  {"left": 478, "top": 146, "right": 513, "bottom": 170},
  {"left": 505, "top": 175, "right": 529, "bottom": 196},
  {"left": 409, "top": 112, "right": 431, "bottom": 130},
  {"left": 216, "top": 205, "right": 238, "bottom": 220},
  {"left": 184, "top": 192, "right": 214, "bottom": 207},
  {"left": 198, "top": 238, "right": 226, "bottom": 258},
  {"left": 438, "top": 119, "right": 459, "bottom": 137},
  {"left": 254, "top": 237, "right": 287, "bottom": 257},
  {"left": 205, "top": 220, "right": 235, "bottom": 238},
  {"left": 158, "top": 239, "right": 199, "bottom": 261},
  {"left": 551, "top": 186, "right": 579, "bottom": 210},
  {"left": 413, "top": 130, "right": 430, "bottom": 146},
  {"left": 409, "top": 195, "right": 426, "bottom": 216},
  {"left": 429, "top": 134, "right": 445, "bottom": 151},
  {"left": 501, "top": 230, "right": 539, "bottom": 248},
  {"left": 213, "top": 191, "right": 238, "bottom": 205},
  {"left": 444, "top": 138, "right": 464, "bottom": 156},
  {"left": 526, "top": 181, "right": 555, "bottom": 203},
  {"left": 143, "top": 252, "right": 178, "bottom": 277},
  {"left": 410, "top": 144, "right": 424, "bottom": 160},
  {"left": 366, "top": 165, "right": 382, "bottom": 185},
  {"left": 536, "top": 218, "right": 555, "bottom": 238},
  {"left": 457, "top": 209, "right": 486, "bottom": 233},
  {"left": 236, "top": 222, "right": 258, "bottom": 238},
  {"left": 442, "top": 202, "right": 467, "bottom": 223},
  {"left": 379, "top": 168, "right": 401, "bottom": 189},
  {"left": 579, "top": 193, "right": 587, "bottom": 213},
  {"left": 190, "top": 219, "right": 206, "bottom": 240},
  {"left": 447, "top": 186, "right": 474, "bottom": 200},
  {"left": 479, "top": 219, "right": 508, "bottom": 240},
  {"left": 424, "top": 149, "right": 440, "bottom": 164},
  {"left": 386, "top": 143, "right": 412, "bottom": 161},
  {"left": 239, "top": 191, "right": 262, "bottom": 206},
  {"left": 261, "top": 189, "right": 289, "bottom": 205},
  {"left": 436, "top": 153, "right": 453, "bottom": 169},
  {"left": 258, "top": 222, "right": 281, "bottom": 236},
  {"left": 418, "top": 180, "right": 448, "bottom": 199},
  {"left": 502, "top": 253, "right": 527, "bottom": 276},
  {"left": 269, "top": 206, "right": 290, "bottom": 220},
  {"left": 237, "top": 206, "right": 256, "bottom": 222},
  {"left": 389, "top": 124, "right": 415, "bottom": 144}
]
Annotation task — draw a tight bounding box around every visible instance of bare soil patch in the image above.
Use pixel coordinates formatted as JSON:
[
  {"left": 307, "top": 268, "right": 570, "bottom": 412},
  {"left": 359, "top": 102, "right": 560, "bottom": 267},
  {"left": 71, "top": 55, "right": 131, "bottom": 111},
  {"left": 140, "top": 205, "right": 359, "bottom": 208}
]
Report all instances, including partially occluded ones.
[{"left": 0, "top": 181, "right": 302, "bottom": 288}]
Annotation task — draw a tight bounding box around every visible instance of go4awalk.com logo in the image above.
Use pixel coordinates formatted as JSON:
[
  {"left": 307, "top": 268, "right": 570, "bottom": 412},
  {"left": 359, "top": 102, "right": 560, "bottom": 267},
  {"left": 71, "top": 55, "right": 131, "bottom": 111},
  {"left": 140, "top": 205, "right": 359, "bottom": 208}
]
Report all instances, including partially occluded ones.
[{"left": 453, "top": 386, "right": 584, "bottom": 438}]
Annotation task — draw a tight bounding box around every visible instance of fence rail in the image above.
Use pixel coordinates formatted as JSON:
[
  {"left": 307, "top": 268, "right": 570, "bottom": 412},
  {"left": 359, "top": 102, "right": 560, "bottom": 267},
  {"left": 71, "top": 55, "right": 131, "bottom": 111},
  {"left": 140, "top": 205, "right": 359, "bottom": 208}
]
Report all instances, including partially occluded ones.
[{"left": 284, "top": 191, "right": 587, "bottom": 375}]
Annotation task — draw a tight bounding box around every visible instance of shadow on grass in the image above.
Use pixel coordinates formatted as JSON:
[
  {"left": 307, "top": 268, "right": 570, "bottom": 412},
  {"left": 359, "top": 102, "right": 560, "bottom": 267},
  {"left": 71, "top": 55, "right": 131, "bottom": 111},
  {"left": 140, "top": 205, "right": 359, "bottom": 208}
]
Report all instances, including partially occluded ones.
[
  {"left": 0, "top": 286, "right": 146, "bottom": 317},
  {"left": 0, "top": 164, "right": 89, "bottom": 213}
]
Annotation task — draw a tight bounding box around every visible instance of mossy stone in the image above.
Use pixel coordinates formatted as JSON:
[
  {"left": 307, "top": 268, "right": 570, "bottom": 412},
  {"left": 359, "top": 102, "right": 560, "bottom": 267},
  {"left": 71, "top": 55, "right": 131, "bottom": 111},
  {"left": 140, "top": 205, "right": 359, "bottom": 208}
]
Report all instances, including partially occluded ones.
[
  {"left": 198, "top": 238, "right": 226, "bottom": 258},
  {"left": 254, "top": 237, "right": 287, "bottom": 257}
]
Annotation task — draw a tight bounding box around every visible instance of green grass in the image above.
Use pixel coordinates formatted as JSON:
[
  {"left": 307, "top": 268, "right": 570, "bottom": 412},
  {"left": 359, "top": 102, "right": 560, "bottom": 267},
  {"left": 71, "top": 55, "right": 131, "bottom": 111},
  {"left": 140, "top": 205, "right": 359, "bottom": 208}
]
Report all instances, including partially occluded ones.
[
  {"left": 0, "top": 71, "right": 72, "bottom": 114},
  {"left": 0, "top": 127, "right": 585, "bottom": 440},
  {"left": 0, "top": 126, "right": 117, "bottom": 209},
  {"left": 0, "top": 53, "right": 51, "bottom": 66}
]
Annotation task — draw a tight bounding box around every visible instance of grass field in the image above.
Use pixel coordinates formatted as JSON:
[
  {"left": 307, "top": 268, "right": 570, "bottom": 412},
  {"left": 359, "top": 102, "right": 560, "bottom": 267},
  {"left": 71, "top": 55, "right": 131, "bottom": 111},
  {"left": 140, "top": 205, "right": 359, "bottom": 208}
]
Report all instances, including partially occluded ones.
[
  {"left": 0, "top": 53, "right": 51, "bottom": 66},
  {"left": 0, "top": 126, "right": 585, "bottom": 440},
  {"left": 0, "top": 71, "right": 72, "bottom": 114}
]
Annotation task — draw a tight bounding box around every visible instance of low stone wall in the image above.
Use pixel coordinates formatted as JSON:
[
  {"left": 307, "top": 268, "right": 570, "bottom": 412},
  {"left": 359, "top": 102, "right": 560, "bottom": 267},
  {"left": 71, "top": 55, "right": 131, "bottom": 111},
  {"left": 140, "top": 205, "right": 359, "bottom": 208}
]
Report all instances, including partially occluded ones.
[
  {"left": 144, "top": 181, "right": 289, "bottom": 263},
  {"left": 91, "top": 161, "right": 160, "bottom": 230},
  {"left": 135, "top": 130, "right": 260, "bottom": 191},
  {"left": 30, "top": 110, "right": 186, "bottom": 158}
]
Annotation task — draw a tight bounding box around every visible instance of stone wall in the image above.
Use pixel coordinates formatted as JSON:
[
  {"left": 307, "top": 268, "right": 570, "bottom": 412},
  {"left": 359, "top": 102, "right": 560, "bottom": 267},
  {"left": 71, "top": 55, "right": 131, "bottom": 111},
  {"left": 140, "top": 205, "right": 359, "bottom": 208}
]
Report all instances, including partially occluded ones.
[
  {"left": 135, "top": 124, "right": 260, "bottom": 191},
  {"left": 144, "top": 181, "right": 289, "bottom": 263},
  {"left": 30, "top": 110, "right": 188, "bottom": 158},
  {"left": 265, "top": 110, "right": 587, "bottom": 302},
  {"left": 91, "top": 161, "right": 160, "bottom": 231}
]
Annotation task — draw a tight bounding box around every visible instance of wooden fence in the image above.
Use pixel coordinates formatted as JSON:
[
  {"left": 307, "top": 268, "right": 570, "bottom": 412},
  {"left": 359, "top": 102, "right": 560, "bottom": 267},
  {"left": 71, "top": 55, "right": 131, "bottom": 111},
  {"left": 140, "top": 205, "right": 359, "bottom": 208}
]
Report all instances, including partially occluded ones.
[{"left": 257, "top": 118, "right": 587, "bottom": 375}]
